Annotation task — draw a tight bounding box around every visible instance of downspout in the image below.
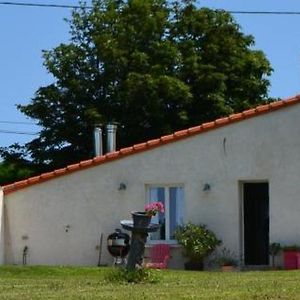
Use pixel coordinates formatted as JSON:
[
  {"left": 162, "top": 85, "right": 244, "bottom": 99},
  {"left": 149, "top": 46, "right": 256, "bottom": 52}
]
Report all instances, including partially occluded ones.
[{"left": 0, "top": 188, "right": 4, "bottom": 265}]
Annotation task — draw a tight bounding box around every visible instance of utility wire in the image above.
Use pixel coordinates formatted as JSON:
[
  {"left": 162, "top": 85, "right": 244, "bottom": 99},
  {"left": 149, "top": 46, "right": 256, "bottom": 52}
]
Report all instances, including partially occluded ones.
[
  {"left": 0, "top": 129, "right": 38, "bottom": 135},
  {"left": 228, "top": 11, "right": 300, "bottom": 15},
  {"left": 0, "top": 1, "right": 85, "bottom": 9},
  {"left": 1, "top": 1, "right": 300, "bottom": 15},
  {"left": 0, "top": 120, "right": 37, "bottom": 125}
]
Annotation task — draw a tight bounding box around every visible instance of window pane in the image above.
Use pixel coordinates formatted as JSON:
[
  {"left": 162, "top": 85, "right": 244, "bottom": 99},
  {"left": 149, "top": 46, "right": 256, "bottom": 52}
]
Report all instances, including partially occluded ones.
[
  {"left": 148, "top": 186, "right": 184, "bottom": 241},
  {"left": 149, "top": 187, "right": 165, "bottom": 240},
  {"left": 169, "top": 187, "right": 184, "bottom": 239}
]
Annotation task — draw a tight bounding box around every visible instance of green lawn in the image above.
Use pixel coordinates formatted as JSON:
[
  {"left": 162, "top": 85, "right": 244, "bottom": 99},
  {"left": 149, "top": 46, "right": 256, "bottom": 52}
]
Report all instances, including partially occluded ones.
[{"left": 0, "top": 266, "right": 300, "bottom": 299}]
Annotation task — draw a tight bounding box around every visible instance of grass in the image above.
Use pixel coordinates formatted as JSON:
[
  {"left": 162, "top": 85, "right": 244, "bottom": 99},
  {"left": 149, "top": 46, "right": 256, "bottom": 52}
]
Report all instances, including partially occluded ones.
[{"left": 0, "top": 266, "right": 300, "bottom": 299}]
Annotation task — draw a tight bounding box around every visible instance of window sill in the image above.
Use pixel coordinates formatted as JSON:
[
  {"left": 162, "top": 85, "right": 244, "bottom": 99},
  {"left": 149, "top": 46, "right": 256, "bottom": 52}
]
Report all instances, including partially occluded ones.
[{"left": 145, "top": 241, "right": 181, "bottom": 248}]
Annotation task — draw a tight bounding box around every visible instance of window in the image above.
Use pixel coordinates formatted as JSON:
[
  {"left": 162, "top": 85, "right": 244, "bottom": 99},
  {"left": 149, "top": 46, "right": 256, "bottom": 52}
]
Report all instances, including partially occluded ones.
[{"left": 147, "top": 185, "right": 184, "bottom": 242}]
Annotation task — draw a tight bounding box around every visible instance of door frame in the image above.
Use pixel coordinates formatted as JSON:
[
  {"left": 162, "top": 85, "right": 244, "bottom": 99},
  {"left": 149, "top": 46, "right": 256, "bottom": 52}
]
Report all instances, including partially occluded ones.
[{"left": 239, "top": 180, "right": 269, "bottom": 266}]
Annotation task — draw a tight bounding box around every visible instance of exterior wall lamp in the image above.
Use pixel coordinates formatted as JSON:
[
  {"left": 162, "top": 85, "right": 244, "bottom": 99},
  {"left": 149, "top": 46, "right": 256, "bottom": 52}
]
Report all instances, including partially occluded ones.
[
  {"left": 118, "top": 183, "right": 127, "bottom": 190},
  {"left": 203, "top": 183, "right": 211, "bottom": 191}
]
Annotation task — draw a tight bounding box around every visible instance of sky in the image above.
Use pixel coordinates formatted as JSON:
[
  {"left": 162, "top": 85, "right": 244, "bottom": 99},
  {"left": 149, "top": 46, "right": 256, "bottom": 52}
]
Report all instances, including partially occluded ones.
[{"left": 0, "top": 0, "right": 300, "bottom": 149}]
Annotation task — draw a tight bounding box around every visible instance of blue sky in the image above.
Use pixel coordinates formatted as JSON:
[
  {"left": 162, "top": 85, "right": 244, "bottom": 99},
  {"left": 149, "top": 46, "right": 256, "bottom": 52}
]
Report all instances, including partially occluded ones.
[{"left": 0, "top": 0, "right": 300, "bottom": 149}]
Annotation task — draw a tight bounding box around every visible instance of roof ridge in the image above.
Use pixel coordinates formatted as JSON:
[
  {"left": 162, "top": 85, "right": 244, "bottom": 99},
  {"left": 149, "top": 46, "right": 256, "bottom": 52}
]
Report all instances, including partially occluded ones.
[{"left": 2, "top": 94, "right": 300, "bottom": 195}]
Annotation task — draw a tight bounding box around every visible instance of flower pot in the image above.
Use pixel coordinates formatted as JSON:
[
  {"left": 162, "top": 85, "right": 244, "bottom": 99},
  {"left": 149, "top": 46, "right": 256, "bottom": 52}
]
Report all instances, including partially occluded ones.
[
  {"left": 221, "top": 265, "right": 235, "bottom": 272},
  {"left": 283, "top": 250, "right": 299, "bottom": 270},
  {"left": 131, "top": 211, "right": 151, "bottom": 228},
  {"left": 184, "top": 261, "right": 204, "bottom": 271}
]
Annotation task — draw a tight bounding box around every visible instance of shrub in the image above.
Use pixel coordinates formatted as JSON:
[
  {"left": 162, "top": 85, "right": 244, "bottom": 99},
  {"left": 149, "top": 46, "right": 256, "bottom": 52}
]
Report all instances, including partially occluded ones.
[{"left": 174, "top": 222, "right": 221, "bottom": 262}]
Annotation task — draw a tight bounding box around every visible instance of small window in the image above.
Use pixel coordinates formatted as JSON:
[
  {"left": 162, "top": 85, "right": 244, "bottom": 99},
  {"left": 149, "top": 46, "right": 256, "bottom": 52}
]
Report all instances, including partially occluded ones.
[{"left": 147, "top": 185, "right": 184, "bottom": 241}]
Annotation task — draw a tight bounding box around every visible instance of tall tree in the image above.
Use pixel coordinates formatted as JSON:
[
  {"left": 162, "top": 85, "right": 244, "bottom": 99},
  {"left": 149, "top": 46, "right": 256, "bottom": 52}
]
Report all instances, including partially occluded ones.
[
  {"left": 1, "top": 0, "right": 272, "bottom": 176},
  {"left": 0, "top": 144, "right": 35, "bottom": 185}
]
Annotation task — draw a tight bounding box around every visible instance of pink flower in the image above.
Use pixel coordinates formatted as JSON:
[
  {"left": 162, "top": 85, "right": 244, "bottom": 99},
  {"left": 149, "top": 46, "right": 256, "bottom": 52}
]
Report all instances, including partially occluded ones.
[{"left": 144, "top": 201, "right": 165, "bottom": 216}]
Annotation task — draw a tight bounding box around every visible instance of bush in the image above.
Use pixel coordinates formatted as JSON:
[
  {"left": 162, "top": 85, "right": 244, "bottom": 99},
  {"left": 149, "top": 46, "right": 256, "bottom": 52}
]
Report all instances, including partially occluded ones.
[{"left": 174, "top": 222, "right": 221, "bottom": 262}]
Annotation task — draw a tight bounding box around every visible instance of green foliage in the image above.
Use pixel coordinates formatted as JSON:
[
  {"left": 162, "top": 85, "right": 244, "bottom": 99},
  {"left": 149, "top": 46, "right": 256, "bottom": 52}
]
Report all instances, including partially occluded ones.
[
  {"left": 215, "top": 247, "right": 238, "bottom": 267},
  {"left": 1, "top": 0, "right": 273, "bottom": 174},
  {"left": 175, "top": 222, "right": 221, "bottom": 262},
  {"left": 0, "top": 145, "right": 37, "bottom": 185},
  {"left": 269, "top": 243, "right": 281, "bottom": 256},
  {"left": 105, "top": 267, "right": 161, "bottom": 283},
  {"left": 0, "top": 162, "right": 34, "bottom": 186}
]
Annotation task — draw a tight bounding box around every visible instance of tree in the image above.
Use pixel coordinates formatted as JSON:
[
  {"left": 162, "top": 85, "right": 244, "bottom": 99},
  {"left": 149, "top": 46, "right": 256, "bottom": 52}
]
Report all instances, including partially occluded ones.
[
  {"left": 0, "top": 0, "right": 272, "bottom": 176},
  {"left": 0, "top": 144, "right": 35, "bottom": 185}
]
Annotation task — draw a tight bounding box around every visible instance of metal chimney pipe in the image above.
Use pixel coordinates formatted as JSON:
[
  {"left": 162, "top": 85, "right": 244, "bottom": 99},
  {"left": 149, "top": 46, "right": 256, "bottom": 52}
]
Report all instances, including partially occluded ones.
[
  {"left": 94, "top": 125, "right": 103, "bottom": 157},
  {"left": 106, "top": 123, "right": 117, "bottom": 153}
]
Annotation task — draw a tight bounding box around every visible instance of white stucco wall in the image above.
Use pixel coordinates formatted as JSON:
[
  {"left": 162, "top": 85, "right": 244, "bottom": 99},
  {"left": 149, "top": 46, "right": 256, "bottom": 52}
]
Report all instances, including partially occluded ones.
[
  {"left": 3, "top": 104, "right": 300, "bottom": 267},
  {"left": 0, "top": 189, "right": 4, "bottom": 264}
]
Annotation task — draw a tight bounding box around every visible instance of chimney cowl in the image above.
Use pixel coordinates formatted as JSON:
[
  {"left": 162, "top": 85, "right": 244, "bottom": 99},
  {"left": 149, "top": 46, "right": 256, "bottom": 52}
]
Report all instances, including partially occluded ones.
[
  {"left": 94, "top": 125, "right": 103, "bottom": 157},
  {"left": 106, "top": 123, "right": 117, "bottom": 153}
]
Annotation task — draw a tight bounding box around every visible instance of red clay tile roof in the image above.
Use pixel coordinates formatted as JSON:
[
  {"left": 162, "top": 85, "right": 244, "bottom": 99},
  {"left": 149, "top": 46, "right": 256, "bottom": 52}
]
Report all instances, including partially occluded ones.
[{"left": 2, "top": 94, "right": 300, "bottom": 195}]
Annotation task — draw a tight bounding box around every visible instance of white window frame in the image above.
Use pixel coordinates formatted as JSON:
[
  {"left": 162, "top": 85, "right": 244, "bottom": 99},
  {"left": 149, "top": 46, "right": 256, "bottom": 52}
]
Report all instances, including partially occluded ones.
[{"left": 146, "top": 184, "right": 185, "bottom": 244}]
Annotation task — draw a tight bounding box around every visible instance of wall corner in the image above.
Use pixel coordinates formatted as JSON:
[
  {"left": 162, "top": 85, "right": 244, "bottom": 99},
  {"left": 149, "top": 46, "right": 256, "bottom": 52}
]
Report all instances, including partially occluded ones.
[{"left": 0, "top": 188, "right": 5, "bottom": 265}]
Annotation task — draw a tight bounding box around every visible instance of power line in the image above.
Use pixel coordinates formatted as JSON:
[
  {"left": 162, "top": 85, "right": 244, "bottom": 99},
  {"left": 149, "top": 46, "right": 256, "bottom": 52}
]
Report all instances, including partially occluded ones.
[
  {"left": 228, "top": 11, "right": 300, "bottom": 15},
  {"left": 0, "top": 1, "right": 86, "bottom": 9},
  {"left": 0, "top": 129, "right": 38, "bottom": 135},
  {"left": 1, "top": 2, "right": 300, "bottom": 15},
  {"left": 0, "top": 120, "right": 37, "bottom": 125}
]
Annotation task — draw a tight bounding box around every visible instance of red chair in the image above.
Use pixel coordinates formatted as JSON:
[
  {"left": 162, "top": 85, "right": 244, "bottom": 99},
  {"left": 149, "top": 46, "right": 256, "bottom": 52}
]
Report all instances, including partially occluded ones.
[{"left": 145, "top": 244, "right": 170, "bottom": 269}]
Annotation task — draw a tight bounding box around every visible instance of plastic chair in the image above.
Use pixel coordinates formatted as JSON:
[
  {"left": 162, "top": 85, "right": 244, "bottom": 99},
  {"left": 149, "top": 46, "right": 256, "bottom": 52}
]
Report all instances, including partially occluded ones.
[{"left": 145, "top": 244, "right": 170, "bottom": 269}]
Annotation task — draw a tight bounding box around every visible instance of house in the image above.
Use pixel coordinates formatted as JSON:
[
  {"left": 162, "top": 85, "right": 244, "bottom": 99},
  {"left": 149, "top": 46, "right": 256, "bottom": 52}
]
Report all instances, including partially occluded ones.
[{"left": 1, "top": 95, "right": 300, "bottom": 268}]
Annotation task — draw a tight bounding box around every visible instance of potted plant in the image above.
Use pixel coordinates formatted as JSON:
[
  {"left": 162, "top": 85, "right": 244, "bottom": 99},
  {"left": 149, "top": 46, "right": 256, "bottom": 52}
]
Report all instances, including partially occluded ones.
[
  {"left": 174, "top": 222, "right": 221, "bottom": 270},
  {"left": 132, "top": 202, "right": 164, "bottom": 228},
  {"left": 282, "top": 244, "right": 300, "bottom": 270},
  {"left": 215, "top": 247, "right": 238, "bottom": 271},
  {"left": 269, "top": 242, "right": 281, "bottom": 269}
]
